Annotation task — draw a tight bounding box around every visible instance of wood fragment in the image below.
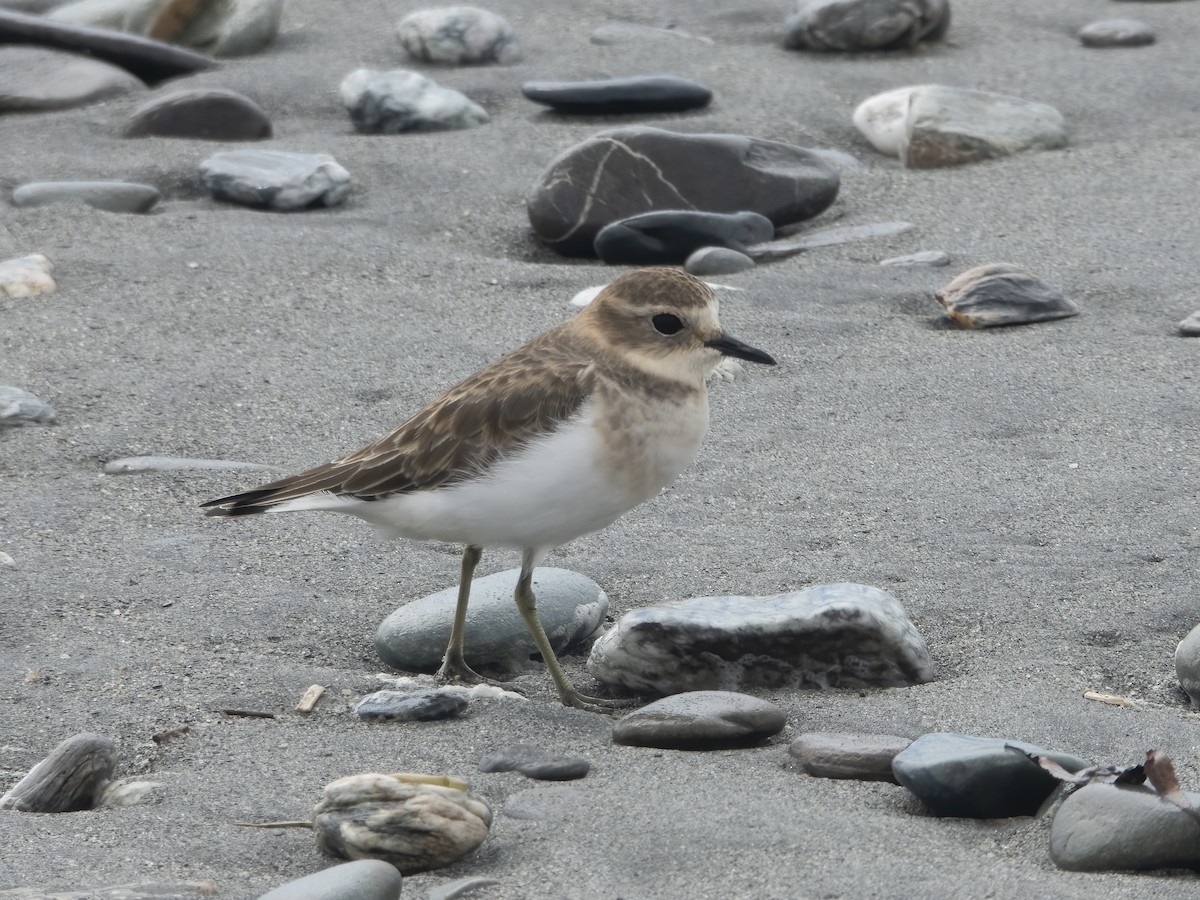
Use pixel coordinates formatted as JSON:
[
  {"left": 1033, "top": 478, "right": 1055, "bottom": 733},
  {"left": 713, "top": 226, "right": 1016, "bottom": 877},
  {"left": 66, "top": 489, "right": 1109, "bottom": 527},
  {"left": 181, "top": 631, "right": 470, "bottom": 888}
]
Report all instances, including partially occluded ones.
[
  {"left": 151, "top": 726, "right": 189, "bottom": 744},
  {"left": 295, "top": 684, "right": 325, "bottom": 714},
  {"left": 233, "top": 820, "right": 313, "bottom": 829},
  {"left": 219, "top": 709, "right": 276, "bottom": 719},
  {"left": 1082, "top": 690, "right": 1137, "bottom": 708},
  {"left": 0, "top": 733, "right": 118, "bottom": 813}
]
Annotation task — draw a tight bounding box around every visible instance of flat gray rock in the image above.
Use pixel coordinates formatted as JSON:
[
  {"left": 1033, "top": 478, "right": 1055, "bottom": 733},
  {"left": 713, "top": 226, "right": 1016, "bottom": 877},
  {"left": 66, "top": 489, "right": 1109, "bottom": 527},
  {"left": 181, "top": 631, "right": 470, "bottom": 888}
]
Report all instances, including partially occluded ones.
[
  {"left": 124, "top": 88, "right": 272, "bottom": 140},
  {"left": 0, "top": 45, "right": 143, "bottom": 111},
  {"left": 788, "top": 732, "right": 911, "bottom": 782},
  {"left": 594, "top": 210, "right": 773, "bottom": 265},
  {"left": 522, "top": 76, "right": 712, "bottom": 115},
  {"left": 589, "top": 21, "right": 714, "bottom": 45},
  {"left": 256, "top": 859, "right": 402, "bottom": 900},
  {"left": 1179, "top": 310, "right": 1200, "bottom": 336},
  {"left": 199, "top": 149, "right": 352, "bottom": 211},
  {"left": 103, "top": 456, "right": 280, "bottom": 474},
  {"left": 375, "top": 567, "right": 607, "bottom": 673},
  {"left": 12, "top": 180, "right": 160, "bottom": 213},
  {"left": 785, "top": 0, "right": 949, "bottom": 51},
  {"left": 355, "top": 689, "right": 468, "bottom": 722},
  {"left": 612, "top": 691, "right": 785, "bottom": 750},
  {"left": 747, "top": 220, "right": 914, "bottom": 260},
  {"left": 527, "top": 126, "right": 839, "bottom": 257},
  {"left": 1079, "top": 19, "right": 1155, "bottom": 47},
  {"left": 880, "top": 250, "right": 950, "bottom": 267},
  {"left": 892, "top": 733, "right": 1090, "bottom": 818},
  {"left": 339, "top": 68, "right": 488, "bottom": 134},
  {"left": 1175, "top": 622, "right": 1200, "bottom": 704},
  {"left": 684, "top": 246, "right": 755, "bottom": 276},
  {"left": 1049, "top": 783, "right": 1200, "bottom": 872},
  {"left": 0, "top": 8, "right": 214, "bottom": 84},
  {"left": 0, "top": 385, "right": 57, "bottom": 426},
  {"left": 936, "top": 263, "right": 1079, "bottom": 328},
  {"left": 478, "top": 744, "right": 590, "bottom": 781},
  {"left": 396, "top": 6, "right": 519, "bottom": 64},
  {"left": 589, "top": 583, "right": 933, "bottom": 696}
]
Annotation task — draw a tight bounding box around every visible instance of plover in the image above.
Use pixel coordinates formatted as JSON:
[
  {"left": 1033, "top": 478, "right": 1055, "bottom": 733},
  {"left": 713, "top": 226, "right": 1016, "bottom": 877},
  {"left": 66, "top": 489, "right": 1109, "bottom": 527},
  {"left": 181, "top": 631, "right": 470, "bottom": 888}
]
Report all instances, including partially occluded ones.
[{"left": 202, "top": 268, "right": 775, "bottom": 711}]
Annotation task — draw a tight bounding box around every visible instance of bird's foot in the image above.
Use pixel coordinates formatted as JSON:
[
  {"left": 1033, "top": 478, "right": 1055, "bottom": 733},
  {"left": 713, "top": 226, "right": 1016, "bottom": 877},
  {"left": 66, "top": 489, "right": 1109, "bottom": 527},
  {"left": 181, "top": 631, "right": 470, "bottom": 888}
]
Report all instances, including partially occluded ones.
[
  {"left": 434, "top": 656, "right": 523, "bottom": 693},
  {"left": 560, "top": 690, "right": 640, "bottom": 715}
]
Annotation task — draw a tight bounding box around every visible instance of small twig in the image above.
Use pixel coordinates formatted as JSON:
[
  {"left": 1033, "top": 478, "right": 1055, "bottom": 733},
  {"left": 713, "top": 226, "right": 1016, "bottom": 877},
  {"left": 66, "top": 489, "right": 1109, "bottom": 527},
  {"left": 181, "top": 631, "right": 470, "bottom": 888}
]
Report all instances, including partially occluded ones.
[
  {"left": 295, "top": 684, "right": 325, "bottom": 714},
  {"left": 233, "top": 820, "right": 313, "bottom": 829},
  {"left": 219, "top": 709, "right": 276, "bottom": 719}
]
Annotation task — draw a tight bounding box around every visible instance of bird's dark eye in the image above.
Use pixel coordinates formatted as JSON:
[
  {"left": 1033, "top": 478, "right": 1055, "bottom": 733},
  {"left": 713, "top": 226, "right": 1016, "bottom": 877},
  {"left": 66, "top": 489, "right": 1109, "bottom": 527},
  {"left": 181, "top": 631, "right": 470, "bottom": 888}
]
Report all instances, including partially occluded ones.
[{"left": 652, "top": 313, "right": 684, "bottom": 335}]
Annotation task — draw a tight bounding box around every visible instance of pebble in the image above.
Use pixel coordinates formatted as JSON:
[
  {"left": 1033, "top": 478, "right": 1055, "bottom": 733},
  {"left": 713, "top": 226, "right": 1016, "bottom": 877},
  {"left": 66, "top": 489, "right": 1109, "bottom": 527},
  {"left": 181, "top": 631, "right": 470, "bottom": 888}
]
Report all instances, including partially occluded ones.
[
  {"left": 1049, "top": 783, "right": 1200, "bottom": 872},
  {"left": 0, "top": 8, "right": 215, "bottom": 84},
  {"left": 375, "top": 567, "right": 607, "bottom": 673},
  {"left": 522, "top": 76, "right": 712, "bottom": 115},
  {"left": 0, "top": 733, "right": 118, "bottom": 812},
  {"left": 612, "top": 691, "right": 785, "bottom": 750},
  {"left": 339, "top": 69, "right": 488, "bottom": 134},
  {"left": 0, "top": 45, "right": 143, "bottom": 112},
  {"left": 48, "top": 0, "right": 283, "bottom": 57},
  {"left": 124, "top": 88, "right": 272, "bottom": 140},
  {"left": 1174, "top": 622, "right": 1200, "bottom": 704},
  {"left": 397, "top": 6, "right": 520, "bottom": 64},
  {"left": 12, "top": 181, "right": 160, "bottom": 214},
  {"left": 527, "top": 126, "right": 840, "bottom": 257},
  {"left": 880, "top": 250, "right": 950, "bottom": 267},
  {"left": 256, "top": 859, "right": 402, "bottom": 900},
  {"left": 1078, "top": 19, "right": 1155, "bottom": 48},
  {"left": 0, "top": 385, "right": 57, "bottom": 426},
  {"left": 104, "top": 456, "right": 280, "bottom": 474},
  {"left": 0, "top": 254, "right": 55, "bottom": 298},
  {"left": 891, "top": 733, "right": 1090, "bottom": 818},
  {"left": 788, "top": 732, "right": 912, "bottom": 782},
  {"left": 684, "top": 246, "right": 756, "bottom": 276},
  {"left": 588, "top": 583, "right": 933, "bottom": 696},
  {"left": 1177, "top": 310, "right": 1200, "bottom": 336},
  {"left": 199, "top": 149, "right": 352, "bottom": 211},
  {"left": 785, "top": 0, "right": 949, "bottom": 51},
  {"left": 855, "top": 85, "right": 1067, "bottom": 168},
  {"left": 355, "top": 689, "right": 468, "bottom": 722},
  {"left": 589, "top": 21, "right": 714, "bottom": 45},
  {"left": 594, "top": 210, "right": 774, "bottom": 265},
  {"left": 478, "top": 744, "right": 590, "bottom": 781},
  {"left": 314, "top": 773, "right": 492, "bottom": 874},
  {"left": 936, "top": 263, "right": 1079, "bottom": 328},
  {"left": 747, "top": 220, "right": 914, "bottom": 260}
]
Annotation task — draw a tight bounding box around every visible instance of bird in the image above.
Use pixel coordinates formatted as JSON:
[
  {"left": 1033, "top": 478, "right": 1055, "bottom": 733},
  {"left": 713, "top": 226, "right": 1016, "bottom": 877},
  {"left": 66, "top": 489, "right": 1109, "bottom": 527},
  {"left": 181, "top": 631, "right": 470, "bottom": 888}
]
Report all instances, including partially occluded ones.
[{"left": 201, "top": 268, "right": 776, "bottom": 711}]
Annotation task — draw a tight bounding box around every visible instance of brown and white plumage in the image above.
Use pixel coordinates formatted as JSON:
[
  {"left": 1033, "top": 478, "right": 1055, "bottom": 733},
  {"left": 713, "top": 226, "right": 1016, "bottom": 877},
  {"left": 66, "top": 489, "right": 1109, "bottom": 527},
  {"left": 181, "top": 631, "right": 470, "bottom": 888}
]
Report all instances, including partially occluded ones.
[{"left": 202, "top": 268, "right": 775, "bottom": 710}]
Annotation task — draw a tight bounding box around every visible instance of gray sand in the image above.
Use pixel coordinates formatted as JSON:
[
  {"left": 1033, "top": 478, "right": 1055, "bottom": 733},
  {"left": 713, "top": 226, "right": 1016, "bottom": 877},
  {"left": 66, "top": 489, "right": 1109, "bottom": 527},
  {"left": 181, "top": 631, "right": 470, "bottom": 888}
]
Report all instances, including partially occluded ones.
[{"left": 2, "top": 0, "right": 1199, "bottom": 896}]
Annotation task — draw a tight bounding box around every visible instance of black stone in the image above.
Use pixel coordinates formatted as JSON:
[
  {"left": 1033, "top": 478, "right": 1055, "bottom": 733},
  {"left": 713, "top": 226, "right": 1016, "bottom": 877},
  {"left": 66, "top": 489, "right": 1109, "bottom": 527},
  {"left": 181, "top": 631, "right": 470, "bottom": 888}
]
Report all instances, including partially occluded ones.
[
  {"left": 355, "top": 690, "right": 467, "bottom": 722},
  {"left": 125, "top": 88, "right": 272, "bottom": 140},
  {"left": 527, "top": 126, "right": 839, "bottom": 257},
  {"left": 0, "top": 9, "right": 215, "bottom": 85},
  {"left": 522, "top": 75, "right": 711, "bottom": 115},
  {"left": 593, "top": 209, "right": 772, "bottom": 265},
  {"left": 891, "top": 733, "right": 1090, "bottom": 818},
  {"left": 478, "top": 744, "right": 590, "bottom": 781}
]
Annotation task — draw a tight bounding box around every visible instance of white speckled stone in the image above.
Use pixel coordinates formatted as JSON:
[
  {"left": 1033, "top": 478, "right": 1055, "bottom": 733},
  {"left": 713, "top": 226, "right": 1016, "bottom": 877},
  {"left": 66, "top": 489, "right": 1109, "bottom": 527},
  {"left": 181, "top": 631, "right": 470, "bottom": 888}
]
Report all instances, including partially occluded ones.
[
  {"left": 339, "top": 69, "right": 487, "bottom": 134},
  {"left": 588, "top": 583, "right": 933, "bottom": 695},
  {"left": 397, "top": 6, "right": 520, "bottom": 64},
  {"left": 0, "top": 254, "right": 55, "bottom": 298},
  {"left": 199, "top": 149, "right": 351, "bottom": 211}
]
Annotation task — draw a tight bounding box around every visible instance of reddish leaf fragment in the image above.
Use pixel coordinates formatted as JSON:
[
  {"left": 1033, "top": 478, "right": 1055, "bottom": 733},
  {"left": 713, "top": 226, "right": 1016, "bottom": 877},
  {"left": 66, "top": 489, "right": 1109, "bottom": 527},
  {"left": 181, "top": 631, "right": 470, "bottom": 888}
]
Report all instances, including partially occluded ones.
[{"left": 1144, "top": 751, "right": 1195, "bottom": 815}]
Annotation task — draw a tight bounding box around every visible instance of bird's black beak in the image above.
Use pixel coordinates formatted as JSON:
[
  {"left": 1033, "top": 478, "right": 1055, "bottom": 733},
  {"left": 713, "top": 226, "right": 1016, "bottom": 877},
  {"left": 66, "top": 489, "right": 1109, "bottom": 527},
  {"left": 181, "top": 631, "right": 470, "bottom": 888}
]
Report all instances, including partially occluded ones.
[{"left": 705, "top": 333, "right": 776, "bottom": 366}]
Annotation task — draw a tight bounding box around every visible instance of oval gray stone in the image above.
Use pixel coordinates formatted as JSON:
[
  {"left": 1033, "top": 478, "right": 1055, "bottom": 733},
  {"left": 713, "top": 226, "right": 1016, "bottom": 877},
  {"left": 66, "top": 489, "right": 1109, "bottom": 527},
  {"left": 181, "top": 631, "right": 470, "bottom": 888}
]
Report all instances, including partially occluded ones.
[
  {"left": 612, "top": 691, "right": 785, "bottom": 750},
  {"left": 355, "top": 689, "right": 468, "bottom": 722},
  {"left": 587, "top": 583, "right": 933, "bottom": 696},
  {"left": 892, "top": 733, "right": 1091, "bottom": 818},
  {"left": 0, "top": 45, "right": 143, "bottom": 111},
  {"left": 684, "top": 246, "right": 756, "bottom": 276},
  {"left": 256, "top": 859, "right": 402, "bottom": 900},
  {"left": 397, "top": 6, "right": 519, "bottom": 64},
  {"left": 594, "top": 210, "right": 774, "bottom": 265},
  {"left": 785, "top": 0, "right": 950, "bottom": 51},
  {"left": 376, "top": 567, "right": 607, "bottom": 673},
  {"left": 339, "top": 68, "right": 487, "bottom": 134},
  {"left": 1174, "top": 622, "right": 1200, "bottom": 704},
  {"left": 478, "top": 744, "right": 590, "bottom": 781},
  {"left": 199, "top": 149, "right": 351, "bottom": 211},
  {"left": 0, "top": 385, "right": 57, "bottom": 426},
  {"left": 1078, "top": 19, "right": 1155, "bottom": 47},
  {"left": 12, "top": 181, "right": 160, "bottom": 213},
  {"left": 124, "top": 88, "right": 272, "bottom": 140},
  {"left": 1179, "top": 311, "right": 1200, "bottom": 336},
  {"left": 1049, "top": 783, "right": 1200, "bottom": 872},
  {"left": 527, "top": 126, "right": 840, "bottom": 257},
  {"left": 936, "top": 263, "right": 1079, "bottom": 328},
  {"left": 522, "top": 76, "right": 712, "bottom": 115},
  {"left": 789, "top": 732, "right": 911, "bottom": 782}
]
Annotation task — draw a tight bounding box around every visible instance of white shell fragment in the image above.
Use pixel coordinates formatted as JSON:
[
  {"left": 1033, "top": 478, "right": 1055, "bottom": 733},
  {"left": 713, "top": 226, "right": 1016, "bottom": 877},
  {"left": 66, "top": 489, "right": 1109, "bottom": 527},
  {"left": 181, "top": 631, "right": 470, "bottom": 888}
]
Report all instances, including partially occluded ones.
[{"left": 0, "top": 254, "right": 55, "bottom": 298}]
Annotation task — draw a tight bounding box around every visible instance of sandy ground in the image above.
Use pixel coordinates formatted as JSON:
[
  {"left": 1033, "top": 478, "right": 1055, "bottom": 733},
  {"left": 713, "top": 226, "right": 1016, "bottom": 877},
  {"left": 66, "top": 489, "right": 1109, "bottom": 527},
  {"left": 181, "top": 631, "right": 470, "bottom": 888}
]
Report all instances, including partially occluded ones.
[{"left": 3, "top": 0, "right": 1200, "bottom": 896}]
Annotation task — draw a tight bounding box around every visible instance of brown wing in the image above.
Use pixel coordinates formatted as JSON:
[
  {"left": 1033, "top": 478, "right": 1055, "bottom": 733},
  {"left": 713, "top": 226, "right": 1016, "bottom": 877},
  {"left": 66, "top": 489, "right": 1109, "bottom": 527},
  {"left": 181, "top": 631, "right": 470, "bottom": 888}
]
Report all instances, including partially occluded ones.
[{"left": 202, "top": 326, "right": 595, "bottom": 516}]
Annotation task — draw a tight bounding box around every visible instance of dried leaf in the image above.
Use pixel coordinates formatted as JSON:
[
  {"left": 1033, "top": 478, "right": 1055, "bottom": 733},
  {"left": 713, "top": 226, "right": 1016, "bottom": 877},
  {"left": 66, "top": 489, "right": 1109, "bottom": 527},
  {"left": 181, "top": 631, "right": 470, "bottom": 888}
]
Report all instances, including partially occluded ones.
[{"left": 1144, "top": 751, "right": 1191, "bottom": 810}]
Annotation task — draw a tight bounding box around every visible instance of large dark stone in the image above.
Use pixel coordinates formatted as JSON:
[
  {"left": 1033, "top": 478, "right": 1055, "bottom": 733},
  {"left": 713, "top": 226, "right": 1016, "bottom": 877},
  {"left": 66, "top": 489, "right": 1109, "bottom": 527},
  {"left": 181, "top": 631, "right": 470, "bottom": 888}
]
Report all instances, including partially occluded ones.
[
  {"left": 125, "top": 88, "right": 272, "bottom": 140},
  {"left": 891, "top": 733, "right": 1090, "bottom": 818},
  {"left": 522, "top": 75, "right": 712, "bottom": 115},
  {"left": 0, "top": 8, "right": 214, "bottom": 85},
  {"left": 594, "top": 209, "right": 773, "bottom": 265},
  {"left": 526, "top": 126, "right": 839, "bottom": 257}
]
